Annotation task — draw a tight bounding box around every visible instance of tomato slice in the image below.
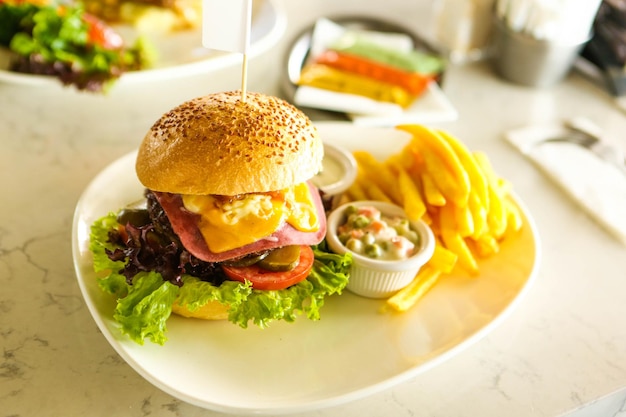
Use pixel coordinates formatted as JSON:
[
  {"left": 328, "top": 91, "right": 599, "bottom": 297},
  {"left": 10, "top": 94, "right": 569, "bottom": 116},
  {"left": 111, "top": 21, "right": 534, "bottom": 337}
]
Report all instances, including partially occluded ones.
[
  {"left": 82, "top": 13, "right": 124, "bottom": 50},
  {"left": 222, "top": 246, "right": 315, "bottom": 291}
]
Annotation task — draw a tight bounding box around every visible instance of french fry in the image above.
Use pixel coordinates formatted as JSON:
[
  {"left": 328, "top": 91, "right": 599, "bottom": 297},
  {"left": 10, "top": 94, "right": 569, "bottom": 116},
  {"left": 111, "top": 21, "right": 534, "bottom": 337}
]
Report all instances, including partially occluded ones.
[
  {"left": 421, "top": 209, "right": 433, "bottom": 226},
  {"left": 386, "top": 148, "right": 415, "bottom": 171},
  {"left": 363, "top": 180, "right": 393, "bottom": 203},
  {"left": 504, "top": 199, "right": 523, "bottom": 234},
  {"left": 397, "top": 124, "right": 471, "bottom": 206},
  {"left": 439, "top": 204, "right": 478, "bottom": 275},
  {"left": 345, "top": 178, "right": 367, "bottom": 201},
  {"left": 353, "top": 151, "right": 403, "bottom": 203},
  {"left": 438, "top": 129, "right": 490, "bottom": 212},
  {"left": 472, "top": 151, "right": 496, "bottom": 183},
  {"left": 398, "top": 125, "right": 466, "bottom": 181},
  {"left": 487, "top": 186, "right": 507, "bottom": 238},
  {"left": 473, "top": 152, "right": 508, "bottom": 238},
  {"left": 387, "top": 265, "right": 441, "bottom": 312},
  {"left": 468, "top": 192, "right": 488, "bottom": 239},
  {"left": 438, "top": 202, "right": 456, "bottom": 231},
  {"left": 498, "top": 178, "right": 512, "bottom": 196},
  {"left": 351, "top": 164, "right": 394, "bottom": 203},
  {"left": 428, "top": 243, "right": 458, "bottom": 273},
  {"left": 397, "top": 167, "right": 427, "bottom": 220},
  {"left": 454, "top": 203, "right": 474, "bottom": 237},
  {"left": 472, "top": 233, "right": 500, "bottom": 258},
  {"left": 426, "top": 206, "right": 441, "bottom": 236},
  {"left": 421, "top": 172, "right": 446, "bottom": 206},
  {"left": 382, "top": 164, "right": 405, "bottom": 204},
  {"left": 353, "top": 170, "right": 391, "bottom": 202},
  {"left": 416, "top": 146, "right": 468, "bottom": 207},
  {"left": 443, "top": 232, "right": 479, "bottom": 275}
]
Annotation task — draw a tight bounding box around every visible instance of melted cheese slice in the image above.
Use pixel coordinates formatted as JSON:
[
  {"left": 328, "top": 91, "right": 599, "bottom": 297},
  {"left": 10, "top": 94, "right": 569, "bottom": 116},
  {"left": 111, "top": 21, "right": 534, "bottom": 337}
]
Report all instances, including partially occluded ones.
[{"left": 182, "top": 182, "right": 320, "bottom": 253}]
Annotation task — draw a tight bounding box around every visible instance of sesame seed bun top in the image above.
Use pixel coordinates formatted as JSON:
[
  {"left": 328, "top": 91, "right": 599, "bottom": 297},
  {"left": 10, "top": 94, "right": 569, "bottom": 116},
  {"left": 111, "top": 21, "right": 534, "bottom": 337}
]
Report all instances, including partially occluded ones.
[{"left": 135, "top": 91, "right": 324, "bottom": 196}]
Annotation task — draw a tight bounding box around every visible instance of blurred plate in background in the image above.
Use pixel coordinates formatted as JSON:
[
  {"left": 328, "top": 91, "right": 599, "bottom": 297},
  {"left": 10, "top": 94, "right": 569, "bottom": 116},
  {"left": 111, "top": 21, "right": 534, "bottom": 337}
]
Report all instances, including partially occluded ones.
[
  {"left": 282, "top": 16, "right": 458, "bottom": 126},
  {"left": 0, "top": 0, "right": 286, "bottom": 87}
]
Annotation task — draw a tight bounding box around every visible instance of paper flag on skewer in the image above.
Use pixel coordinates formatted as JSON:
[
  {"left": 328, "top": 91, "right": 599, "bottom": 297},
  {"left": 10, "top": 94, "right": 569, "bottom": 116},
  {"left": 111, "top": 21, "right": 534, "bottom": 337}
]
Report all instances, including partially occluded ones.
[
  {"left": 202, "top": 0, "right": 253, "bottom": 53},
  {"left": 202, "top": 0, "right": 253, "bottom": 101}
]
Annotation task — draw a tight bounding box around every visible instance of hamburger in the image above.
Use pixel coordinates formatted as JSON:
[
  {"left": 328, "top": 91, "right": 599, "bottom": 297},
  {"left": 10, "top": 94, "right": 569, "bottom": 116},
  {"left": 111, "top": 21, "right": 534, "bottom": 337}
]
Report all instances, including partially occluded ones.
[{"left": 89, "top": 91, "right": 352, "bottom": 345}]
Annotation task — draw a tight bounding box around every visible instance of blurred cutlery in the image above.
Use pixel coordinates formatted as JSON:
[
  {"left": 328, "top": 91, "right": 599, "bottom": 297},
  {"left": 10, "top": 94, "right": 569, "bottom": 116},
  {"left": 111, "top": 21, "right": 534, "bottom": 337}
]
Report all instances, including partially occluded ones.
[{"left": 539, "top": 126, "right": 626, "bottom": 176}]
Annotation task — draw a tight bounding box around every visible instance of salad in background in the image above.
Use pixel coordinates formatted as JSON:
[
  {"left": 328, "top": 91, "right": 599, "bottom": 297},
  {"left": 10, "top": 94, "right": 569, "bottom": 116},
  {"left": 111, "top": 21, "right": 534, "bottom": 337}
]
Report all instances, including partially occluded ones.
[
  {"left": 0, "top": 0, "right": 154, "bottom": 92},
  {"left": 80, "top": 0, "right": 202, "bottom": 33}
]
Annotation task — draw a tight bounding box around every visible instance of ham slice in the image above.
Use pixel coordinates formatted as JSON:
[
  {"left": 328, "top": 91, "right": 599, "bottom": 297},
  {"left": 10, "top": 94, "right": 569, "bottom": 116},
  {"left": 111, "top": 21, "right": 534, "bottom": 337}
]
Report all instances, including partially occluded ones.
[{"left": 153, "top": 182, "right": 327, "bottom": 262}]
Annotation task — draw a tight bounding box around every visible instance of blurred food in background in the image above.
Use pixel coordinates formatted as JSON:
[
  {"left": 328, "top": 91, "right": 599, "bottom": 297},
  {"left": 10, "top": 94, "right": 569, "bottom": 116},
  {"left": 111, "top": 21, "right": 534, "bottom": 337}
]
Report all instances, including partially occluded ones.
[
  {"left": 297, "top": 18, "right": 444, "bottom": 109},
  {"left": 287, "top": 18, "right": 458, "bottom": 126},
  {"left": 0, "top": 0, "right": 154, "bottom": 91},
  {"left": 80, "top": 0, "right": 202, "bottom": 32},
  {"left": 0, "top": 0, "right": 281, "bottom": 94}
]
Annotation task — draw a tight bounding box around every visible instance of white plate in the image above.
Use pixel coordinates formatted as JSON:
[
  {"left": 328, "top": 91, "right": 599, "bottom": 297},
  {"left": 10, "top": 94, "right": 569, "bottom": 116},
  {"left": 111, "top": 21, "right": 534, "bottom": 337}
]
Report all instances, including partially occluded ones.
[
  {"left": 282, "top": 17, "right": 458, "bottom": 126},
  {"left": 72, "top": 122, "right": 540, "bottom": 415},
  {"left": 0, "top": 0, "right": 285, "bottom": 87}
]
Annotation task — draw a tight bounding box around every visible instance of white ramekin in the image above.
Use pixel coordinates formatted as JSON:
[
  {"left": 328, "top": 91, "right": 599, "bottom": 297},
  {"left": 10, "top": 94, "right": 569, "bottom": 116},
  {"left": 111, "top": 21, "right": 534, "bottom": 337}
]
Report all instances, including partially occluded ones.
[
  {"left": 312, "top": 142, "right": 358, "bottom": 211},
  {"left": 326, "top": 201, "right": 435, "bottom": 298}
]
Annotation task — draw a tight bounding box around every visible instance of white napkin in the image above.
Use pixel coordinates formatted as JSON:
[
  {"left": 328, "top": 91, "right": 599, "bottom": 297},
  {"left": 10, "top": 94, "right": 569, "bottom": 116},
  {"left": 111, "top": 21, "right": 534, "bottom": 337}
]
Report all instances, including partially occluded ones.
[{"left": 505, "top": 121, "right": 626, "bottom": 245}]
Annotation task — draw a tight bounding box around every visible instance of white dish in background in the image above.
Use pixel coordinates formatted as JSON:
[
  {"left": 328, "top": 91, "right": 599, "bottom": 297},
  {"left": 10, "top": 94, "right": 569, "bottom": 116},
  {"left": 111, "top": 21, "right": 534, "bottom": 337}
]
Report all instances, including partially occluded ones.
[
  {"left": 0, "top": 0, "right": 285, "bottom": 87},
  {"left": 295, "top": 82, "right": 458, "bottom": 127},
  {"left": 284, "top": 17, "right": 458, "bottom": 126},
  {"left": 72, "top": 122, "right": 540, "bottom": 415}
]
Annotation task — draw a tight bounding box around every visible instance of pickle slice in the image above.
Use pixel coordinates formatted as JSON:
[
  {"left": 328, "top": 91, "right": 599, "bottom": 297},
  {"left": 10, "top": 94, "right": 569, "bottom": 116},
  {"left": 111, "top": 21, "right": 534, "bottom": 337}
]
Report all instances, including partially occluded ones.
[
  {"left": 222, "top": 251, "right": 270, "bottom": 267},
  {"left": 257, "top": 245, "right": 301, "bottom": 272}
]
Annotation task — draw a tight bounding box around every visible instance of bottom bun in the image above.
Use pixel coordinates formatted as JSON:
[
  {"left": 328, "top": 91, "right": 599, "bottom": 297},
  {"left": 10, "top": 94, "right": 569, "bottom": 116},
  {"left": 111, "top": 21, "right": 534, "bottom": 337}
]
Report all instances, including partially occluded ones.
[{"left": 171, "top": 300, "right": 229, "bottom": 320}]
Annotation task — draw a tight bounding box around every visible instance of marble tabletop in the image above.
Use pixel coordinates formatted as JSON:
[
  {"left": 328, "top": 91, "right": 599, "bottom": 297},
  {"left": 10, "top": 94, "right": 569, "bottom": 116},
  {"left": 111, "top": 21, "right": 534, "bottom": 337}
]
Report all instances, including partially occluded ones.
[{"left": 1, "top": 0, "right": 626, "bottom": 416}]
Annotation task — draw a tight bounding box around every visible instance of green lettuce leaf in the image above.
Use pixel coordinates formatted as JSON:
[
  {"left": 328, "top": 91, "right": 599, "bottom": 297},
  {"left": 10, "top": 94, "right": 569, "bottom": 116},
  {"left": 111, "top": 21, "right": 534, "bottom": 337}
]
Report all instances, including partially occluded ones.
[
  {"left": 89, "top": 212, "right": 128, "bottom": 297},
  {"left": 0, "top": 3, "right": 38, "bottom": 47},
  {"left": 89, "top": 213, "right": 352, "bottom": 345},
  {"left": 115, "top": 272, "right": 179, "bottom": 345}
]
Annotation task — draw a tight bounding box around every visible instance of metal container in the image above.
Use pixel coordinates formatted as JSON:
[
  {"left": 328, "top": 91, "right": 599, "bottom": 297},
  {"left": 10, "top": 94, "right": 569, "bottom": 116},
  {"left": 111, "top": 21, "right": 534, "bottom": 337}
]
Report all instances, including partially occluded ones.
[{"left": 491, "top": 18, "right": 590, "bottom": 88}]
